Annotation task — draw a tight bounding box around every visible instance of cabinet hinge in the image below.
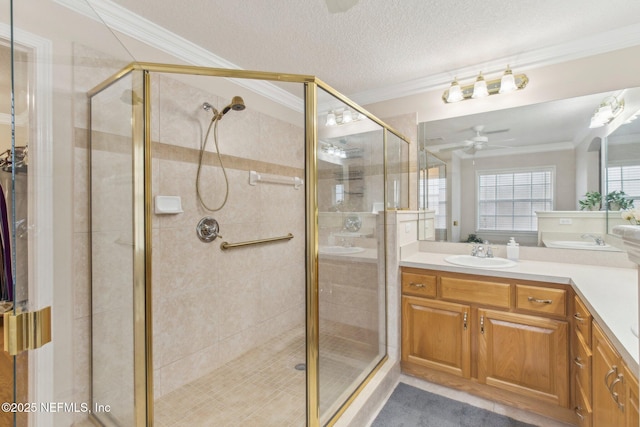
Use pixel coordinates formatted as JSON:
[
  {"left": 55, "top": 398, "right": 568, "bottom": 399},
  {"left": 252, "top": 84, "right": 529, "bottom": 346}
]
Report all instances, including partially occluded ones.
[{"left": 3, "top": 306, "right": 51, "bottom": 356}]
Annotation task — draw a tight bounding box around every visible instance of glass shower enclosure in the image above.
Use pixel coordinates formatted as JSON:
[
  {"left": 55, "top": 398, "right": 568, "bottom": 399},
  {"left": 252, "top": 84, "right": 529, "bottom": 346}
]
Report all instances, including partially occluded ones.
[{"left": 89, "top": 63, "right": 409, "bottom": 426}]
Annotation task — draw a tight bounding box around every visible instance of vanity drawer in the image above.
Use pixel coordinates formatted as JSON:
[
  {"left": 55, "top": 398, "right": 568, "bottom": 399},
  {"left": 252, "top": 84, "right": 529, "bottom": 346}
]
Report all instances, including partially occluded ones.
[
  {"left": 515, "top": 285, "right": 566, "bottom": 316},
  {"left": 402, "top": 272, "right": 437, "bottom": 298},
  {"left": 573, "top": 296, "right": 592, "bottom": 346},
  {"left": 574, "top": 381, "right": 592, "bottom": 427},
  {"left": 440, "top": 276, "right": 511, "bottom": 308},
  {"left": 573, "top": 333, "right": 592, "bottom": 402}
]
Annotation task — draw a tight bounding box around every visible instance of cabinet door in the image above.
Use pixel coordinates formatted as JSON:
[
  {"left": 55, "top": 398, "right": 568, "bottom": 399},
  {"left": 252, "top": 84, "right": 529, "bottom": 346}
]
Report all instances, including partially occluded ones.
[
  {"left": 402, "top": 296, "right": 471, "bottom": 378},
  {"left": 477, "top": 309, "right": 569, "bottom": 407},
  {"left": 624, "top": 364, "right": 639, "bottom": 427},
  {"left": 592, "top": 323, "right": 625, "bottom": 427}
]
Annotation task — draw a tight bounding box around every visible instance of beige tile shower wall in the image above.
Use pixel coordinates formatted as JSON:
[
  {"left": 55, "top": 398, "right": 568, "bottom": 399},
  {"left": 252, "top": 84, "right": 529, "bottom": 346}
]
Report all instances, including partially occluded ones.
[{"left": 150, "top": 74, "right": 306, "bottom": 398}]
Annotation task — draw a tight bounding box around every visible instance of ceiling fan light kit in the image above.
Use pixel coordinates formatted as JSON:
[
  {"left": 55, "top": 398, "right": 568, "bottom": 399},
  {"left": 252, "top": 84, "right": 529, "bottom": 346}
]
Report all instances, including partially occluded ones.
[
  {"left": 436, "top": 124, "right": 513, "bottom": 155},
  {"left": 443, "top": 66, "right": 528, "bottom": 103}
]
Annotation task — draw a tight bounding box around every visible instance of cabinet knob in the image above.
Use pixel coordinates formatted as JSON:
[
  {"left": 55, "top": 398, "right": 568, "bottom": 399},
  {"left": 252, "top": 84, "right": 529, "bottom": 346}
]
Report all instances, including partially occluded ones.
[
  {"left": 480, "top": 315, "right": 485, "bottom": 334},
  {"left": 410, "top": 282, "right": 425, "bottom": 288},
  {"left": 574, "top": 406, "right": 585, "bottom": 421},
  {"left": 463, "top": 312, "right": 468, "bottom": 331},
  {"left": 573, "top": 357, "right": 585, "bottom": 369},
  {"left": 573, "top": 313, "right": 585, "bottom": 322}
]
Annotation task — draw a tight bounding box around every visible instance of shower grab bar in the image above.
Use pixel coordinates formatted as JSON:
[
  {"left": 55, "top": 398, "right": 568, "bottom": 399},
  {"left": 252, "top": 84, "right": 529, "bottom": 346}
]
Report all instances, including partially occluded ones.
[
  {"left": 220, "top": 233, "right": 294, "bottom": 250},
  {"left": 249, "top": 170, "right": 303, "bottom": 189}
]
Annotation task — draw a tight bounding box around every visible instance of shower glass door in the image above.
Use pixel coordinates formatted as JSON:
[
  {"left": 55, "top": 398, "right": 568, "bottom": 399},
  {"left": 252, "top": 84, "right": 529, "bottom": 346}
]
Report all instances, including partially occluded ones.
[
  {"left": 90, "top": 71, "right": 138, "bottom": 426},
  {"left": 316, "top": 87, "right": 387, "bottom": 424}
]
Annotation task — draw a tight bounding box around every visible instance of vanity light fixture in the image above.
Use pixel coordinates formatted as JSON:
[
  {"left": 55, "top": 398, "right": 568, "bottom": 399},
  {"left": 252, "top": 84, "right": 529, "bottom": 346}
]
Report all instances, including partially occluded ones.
[
  {"left": 588, "top": 96, "right": 625, "bottom": 128},
  {"left": 325, "top": 108, "right": 364, "bottom": 126},
  {"left": 320, "top": 142, "right": 347, "bottom": 158},
  {"left": 442, "top": 66, "right": 528, "bottom": 103}
]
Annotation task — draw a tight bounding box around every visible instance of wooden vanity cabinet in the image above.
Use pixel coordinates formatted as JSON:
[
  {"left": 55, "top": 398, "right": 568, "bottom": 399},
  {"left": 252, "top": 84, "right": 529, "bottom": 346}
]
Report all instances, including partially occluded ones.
[
  {"left": 401, "top": 268, "right": 572, "bottom": 423},
  {"left": 570, "top": 295, "right": 639, "bottom": 427}
]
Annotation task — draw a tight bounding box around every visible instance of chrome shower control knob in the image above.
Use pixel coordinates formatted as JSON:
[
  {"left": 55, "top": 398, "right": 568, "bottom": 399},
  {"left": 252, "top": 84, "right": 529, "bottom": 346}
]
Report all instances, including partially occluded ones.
[{"left": 196, "top": 217, "right": 221, "bottom": 242}]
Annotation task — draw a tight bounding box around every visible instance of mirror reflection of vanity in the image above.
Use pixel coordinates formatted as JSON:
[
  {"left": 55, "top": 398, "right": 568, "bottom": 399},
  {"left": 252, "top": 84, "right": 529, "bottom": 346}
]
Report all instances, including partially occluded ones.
[{"left": 418, "top": 87, "right": 640, "bottom": 252}]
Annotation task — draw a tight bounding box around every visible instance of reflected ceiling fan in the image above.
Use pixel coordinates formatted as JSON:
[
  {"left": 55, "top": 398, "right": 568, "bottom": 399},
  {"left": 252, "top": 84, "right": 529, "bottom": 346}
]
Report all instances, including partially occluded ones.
[{"left": 439, "top": 125, "right": 513, "bottom": 155}]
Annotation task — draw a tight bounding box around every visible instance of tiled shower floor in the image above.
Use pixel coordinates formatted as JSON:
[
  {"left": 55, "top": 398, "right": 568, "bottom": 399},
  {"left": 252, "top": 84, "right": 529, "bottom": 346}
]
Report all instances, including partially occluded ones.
[{"left": 154, "top": 325, "right": 379, "bottom": 427}]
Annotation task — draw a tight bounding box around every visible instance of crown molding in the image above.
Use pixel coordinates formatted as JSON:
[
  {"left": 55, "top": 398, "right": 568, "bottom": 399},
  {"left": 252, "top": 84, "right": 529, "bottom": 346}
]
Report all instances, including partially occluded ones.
[
  {"left": 351, "top": 23, "right": 640, "bottom": 106},
  {"left": 54, "top": 0, "right": 304, "bottom": 112},
  {"left": 56, "top": 0, "right": 640, "bottom": 110}
]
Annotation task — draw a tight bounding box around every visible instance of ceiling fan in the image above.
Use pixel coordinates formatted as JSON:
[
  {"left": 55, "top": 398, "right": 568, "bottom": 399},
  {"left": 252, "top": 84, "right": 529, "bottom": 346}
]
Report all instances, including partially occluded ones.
[{"left": 438, "top": 125, "right": 513, "bottom": 155}]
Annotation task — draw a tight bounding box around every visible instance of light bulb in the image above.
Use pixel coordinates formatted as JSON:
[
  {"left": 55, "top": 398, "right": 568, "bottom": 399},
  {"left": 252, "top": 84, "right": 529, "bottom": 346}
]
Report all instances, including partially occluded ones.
[
  {"left": 326, "top": 112, "right": 336, "bottom": 126},
  {"left": 472, "top": 73, "right": 488, "bottom": 98},
  {"left": 446, "top": 79, "right": 463, "bottom": 103},
  {"left": 499, "top": 66, "right": 517, "bottom": 93},
  {"left": 342, "top": 109, "right": 353, "bottom": 123}
]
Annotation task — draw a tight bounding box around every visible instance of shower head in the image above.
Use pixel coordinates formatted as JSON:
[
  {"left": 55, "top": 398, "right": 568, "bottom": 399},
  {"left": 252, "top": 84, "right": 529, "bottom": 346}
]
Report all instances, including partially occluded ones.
[
  {"left": 221, "top": 96, "right": 246, "bottom": 115},
  {"left": 202, "top": 96, "right": 245, "bottom": 120}
]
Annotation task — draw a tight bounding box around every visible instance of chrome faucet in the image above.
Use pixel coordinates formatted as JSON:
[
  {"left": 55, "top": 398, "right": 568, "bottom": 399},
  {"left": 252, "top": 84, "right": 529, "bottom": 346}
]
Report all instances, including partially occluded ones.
[
  {"left": 581, "top": 233, "right": 605, "bottom": 246},
  {"left": 471, "top": 240, "right": 494, "bottom": 258}
]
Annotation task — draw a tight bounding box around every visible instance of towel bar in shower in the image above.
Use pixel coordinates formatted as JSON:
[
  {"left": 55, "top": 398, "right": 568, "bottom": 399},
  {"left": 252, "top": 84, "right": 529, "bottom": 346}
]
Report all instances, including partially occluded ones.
[
  {"left": 220, "top": 233, "right": 293, "bottom": 250},
  {"left": 249, "top": 170, "right": 304, "bottom": 189}
]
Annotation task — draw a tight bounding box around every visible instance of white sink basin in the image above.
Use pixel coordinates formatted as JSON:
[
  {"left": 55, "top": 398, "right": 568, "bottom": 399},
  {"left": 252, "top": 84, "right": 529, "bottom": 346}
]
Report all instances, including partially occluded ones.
[
  {"left": 444, "top": 255, "right": 517, "bottom": 269},
  {"left": 543, "top": 240, "right": 616, "bottom": 251},
  {"left": 319, "top": 246, "right": 365, "bottom": 255}
]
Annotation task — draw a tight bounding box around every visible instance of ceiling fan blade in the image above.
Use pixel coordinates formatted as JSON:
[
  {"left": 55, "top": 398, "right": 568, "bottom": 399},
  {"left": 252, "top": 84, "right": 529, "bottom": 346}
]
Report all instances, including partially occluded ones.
[
  {"left": 481, "top": 145, "right": 511, "bottom": 151},
  {"left": 484, "top": 128, "right": 510, "bottom": 135},
  {"left": 437, "top": 140, "right": 473, "bottom": 152}
]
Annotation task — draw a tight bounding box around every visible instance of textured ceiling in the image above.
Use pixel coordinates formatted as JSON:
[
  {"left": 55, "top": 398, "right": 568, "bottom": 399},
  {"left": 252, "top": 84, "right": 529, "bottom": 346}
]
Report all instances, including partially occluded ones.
[{"left": 108, "top": 0, "right": 640, "bottom": 97}]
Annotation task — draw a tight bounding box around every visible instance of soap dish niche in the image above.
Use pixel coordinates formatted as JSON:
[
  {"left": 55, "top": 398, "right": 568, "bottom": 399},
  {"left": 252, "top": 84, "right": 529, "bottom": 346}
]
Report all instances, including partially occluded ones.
[{"left": 155, "top": 196, "right": 183, "bottom": 214}]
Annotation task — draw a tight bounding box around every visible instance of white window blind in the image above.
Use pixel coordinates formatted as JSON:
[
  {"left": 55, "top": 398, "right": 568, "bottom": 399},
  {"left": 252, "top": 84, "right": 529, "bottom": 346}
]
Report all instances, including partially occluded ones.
[
  {"left": 477, "top": 167, "right": 554, "bottom": 231},
  {"left": 607, "top": 164, "right": 640, "bottom": 206}
]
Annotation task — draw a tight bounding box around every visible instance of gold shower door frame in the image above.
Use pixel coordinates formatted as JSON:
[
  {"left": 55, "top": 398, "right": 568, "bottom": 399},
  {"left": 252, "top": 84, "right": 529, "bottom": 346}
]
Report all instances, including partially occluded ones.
[{"left": 88, "top": 62, "right": 410, "bottom": 427}]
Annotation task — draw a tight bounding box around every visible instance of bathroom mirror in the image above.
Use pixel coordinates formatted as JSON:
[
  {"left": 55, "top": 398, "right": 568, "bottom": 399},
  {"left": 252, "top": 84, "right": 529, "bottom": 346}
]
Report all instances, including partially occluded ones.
[
  {"left": 605, "top": 97, "right": 640, "bottom": 234},
  {"left": 418, "top": 88, "right": 640, "bottom": 249}
]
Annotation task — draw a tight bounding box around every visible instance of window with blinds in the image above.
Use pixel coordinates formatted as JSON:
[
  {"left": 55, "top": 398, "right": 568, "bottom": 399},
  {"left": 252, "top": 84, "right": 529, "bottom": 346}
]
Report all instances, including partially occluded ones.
[
  {"left": 477, "top": 167, "right": 554, "bottom": 231},
  {"left": 607, "top": 164, "right": 640, "bottom": 207}
]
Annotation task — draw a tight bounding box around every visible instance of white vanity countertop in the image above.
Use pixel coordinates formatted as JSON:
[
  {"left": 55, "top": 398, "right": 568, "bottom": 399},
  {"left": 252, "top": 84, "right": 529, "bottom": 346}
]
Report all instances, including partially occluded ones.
[{"left": 401, "top": 251, "right": 639, "bottom": 371}]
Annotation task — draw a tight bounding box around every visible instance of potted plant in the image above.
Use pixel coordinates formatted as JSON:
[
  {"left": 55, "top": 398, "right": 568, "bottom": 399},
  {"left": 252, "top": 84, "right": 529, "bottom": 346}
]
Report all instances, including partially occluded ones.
[
  {"left": 606, "top": 190, "right": 633, "bottom": 211},
  {"left": 579, "top": 191, "right": 602, "bottom": 211},
  {"left": 465, "top": 233, "right": 483, "bottom": 243}
]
